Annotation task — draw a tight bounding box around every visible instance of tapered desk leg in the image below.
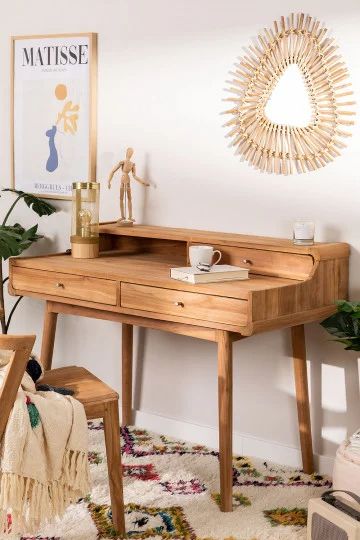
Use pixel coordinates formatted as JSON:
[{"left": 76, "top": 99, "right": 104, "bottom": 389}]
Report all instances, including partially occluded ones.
[
  {"left": 217, "top": 330, "right": 233, "bottom": 512},
  {"left": 291, "top": 324, "right": 314, "bottom": 474},
  {"left": 122, "top": 323, "right": 133, "bottom": 425},
  {"left": 40, "top": 302, "right": 58, "bottom": 371}
]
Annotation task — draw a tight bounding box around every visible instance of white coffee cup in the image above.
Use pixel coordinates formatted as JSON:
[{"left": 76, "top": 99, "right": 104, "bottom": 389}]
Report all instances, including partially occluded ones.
[{"left": 189, "top": 245, "right": 222, "bottom": 267}]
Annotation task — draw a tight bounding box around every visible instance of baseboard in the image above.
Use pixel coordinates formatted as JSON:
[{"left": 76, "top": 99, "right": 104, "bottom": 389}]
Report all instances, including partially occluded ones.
[{"left": 133, "top": 408, "right": 335, "bottom": 476}]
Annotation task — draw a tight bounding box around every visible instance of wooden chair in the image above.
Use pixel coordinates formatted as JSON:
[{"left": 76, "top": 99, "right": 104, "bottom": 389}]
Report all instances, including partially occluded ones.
[
  {"left": 0, "top": 336, "right": 126, "bottom": 537},
  {"left": 0, "top": 334, "right": 36, "bottom": 441}
]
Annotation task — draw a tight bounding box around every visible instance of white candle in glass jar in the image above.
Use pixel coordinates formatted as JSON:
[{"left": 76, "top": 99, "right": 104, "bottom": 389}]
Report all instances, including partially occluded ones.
[{"left": 293, "top": 220, "right": 315, "bottom": 245}]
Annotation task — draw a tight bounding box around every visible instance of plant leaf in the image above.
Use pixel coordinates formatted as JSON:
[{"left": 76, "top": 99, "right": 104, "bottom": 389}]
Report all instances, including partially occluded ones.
[
  {"left": 2, "top": 188, "right": 57, "bottom": 217},
  {"left": 0, "top": 224, "right": 43, "bottom": 260},
  {"left": 321, "top": 300, "right": 360, "bottom": 351},
  {"left": 0, "top": 226, "right": 23, "bottom": 260}
]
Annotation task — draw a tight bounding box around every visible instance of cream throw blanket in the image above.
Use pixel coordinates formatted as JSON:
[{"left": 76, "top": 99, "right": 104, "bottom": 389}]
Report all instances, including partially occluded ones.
[{"left": 0, "top": 352, "right": 91, "bottom": 535}]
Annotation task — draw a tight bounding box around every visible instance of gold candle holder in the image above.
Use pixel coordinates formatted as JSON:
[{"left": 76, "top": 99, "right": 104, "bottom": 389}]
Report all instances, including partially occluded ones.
[{"left": 70, "top": 182, "right": 100, "bottom": 259}]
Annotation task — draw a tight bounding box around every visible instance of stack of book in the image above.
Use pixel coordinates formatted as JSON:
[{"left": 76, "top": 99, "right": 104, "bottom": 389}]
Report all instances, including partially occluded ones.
[{"left": 170, "top": 265, "right": 249, "bottom": 284}]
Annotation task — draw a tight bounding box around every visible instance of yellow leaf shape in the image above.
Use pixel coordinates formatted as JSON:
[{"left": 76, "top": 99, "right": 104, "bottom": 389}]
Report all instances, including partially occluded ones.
[{"left": 56, "top": 100, "right": 80, "bottom": 134}]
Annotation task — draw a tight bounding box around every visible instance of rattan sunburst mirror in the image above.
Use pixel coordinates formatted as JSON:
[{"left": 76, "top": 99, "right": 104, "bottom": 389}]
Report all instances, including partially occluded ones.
[{"left": 223, "top": 13, "right": 355, "bottom": 174}]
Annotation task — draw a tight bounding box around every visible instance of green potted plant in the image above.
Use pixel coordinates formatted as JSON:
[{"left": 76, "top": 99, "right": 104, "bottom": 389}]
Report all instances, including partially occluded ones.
[
  {"left": 0, "top": 188, "right": 56, "bottom": 334},
  {"left": 321, "top": 300, "right": 360, "bottom": 351}
]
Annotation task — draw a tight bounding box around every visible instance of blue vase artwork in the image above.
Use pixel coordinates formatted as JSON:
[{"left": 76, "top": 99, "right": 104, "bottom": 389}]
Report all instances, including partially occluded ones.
[
  {"left": 45, "top": 125, "right": 58, "bottom": 172},
  {"left": 45, "top": 83, "right": 80, "bottom": 173}
]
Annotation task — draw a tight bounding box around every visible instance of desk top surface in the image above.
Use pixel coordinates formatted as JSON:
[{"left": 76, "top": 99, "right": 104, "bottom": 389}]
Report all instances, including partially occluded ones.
[{"left": 13, "top": 252, "right": 298, "bottom": 300}]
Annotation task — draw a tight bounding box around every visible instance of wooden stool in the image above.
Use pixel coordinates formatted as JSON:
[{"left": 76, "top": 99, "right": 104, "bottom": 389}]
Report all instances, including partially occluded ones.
[
  {"left": 42, "top": 366, "right": 125, "bottom": 536},
  {"left": 1, "top": 337, "right": 125, "bottom": 536}
]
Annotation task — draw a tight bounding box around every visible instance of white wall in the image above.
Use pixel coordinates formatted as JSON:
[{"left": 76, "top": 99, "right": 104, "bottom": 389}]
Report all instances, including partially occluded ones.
[{"left": 1, "top": 0, "right": 360, "bottom": 468}]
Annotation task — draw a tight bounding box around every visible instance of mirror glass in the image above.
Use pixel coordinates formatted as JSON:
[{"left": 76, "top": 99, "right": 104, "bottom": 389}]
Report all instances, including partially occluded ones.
[{"left": 264, "top": 64, "right": 313, "bottom": 127}]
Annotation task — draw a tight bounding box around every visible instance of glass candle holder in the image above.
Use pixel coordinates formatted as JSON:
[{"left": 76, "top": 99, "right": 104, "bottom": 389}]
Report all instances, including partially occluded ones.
[
  {"left": 71, "top": 182, "right": 100, "bottom": 258},
  {"left": 293, "top": 219, "right": 315, "bottom": 246}
]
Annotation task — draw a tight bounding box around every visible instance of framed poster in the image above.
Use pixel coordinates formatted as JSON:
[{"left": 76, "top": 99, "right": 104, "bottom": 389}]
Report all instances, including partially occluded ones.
[{"left": 11, "top": 33, "right": 97, "bottom": 200}]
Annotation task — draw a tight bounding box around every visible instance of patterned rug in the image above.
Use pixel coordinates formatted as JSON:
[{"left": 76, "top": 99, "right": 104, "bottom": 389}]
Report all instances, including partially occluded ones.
[{"left": 19, "top": 421, "right": 331, "bottom": 540}]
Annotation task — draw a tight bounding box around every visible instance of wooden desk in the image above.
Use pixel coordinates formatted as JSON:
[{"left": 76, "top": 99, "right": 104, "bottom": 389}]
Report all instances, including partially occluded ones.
[{"left": 9, "top": 224, "right": 349, "bottom": 511}]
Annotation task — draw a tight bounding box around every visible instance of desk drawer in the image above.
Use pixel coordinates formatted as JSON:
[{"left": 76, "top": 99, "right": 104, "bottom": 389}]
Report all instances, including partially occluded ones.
[
  {"left": 190, "top": 243, "right": 314, "bottom": 279},
  {"left": 11, "top": 267, "right": 117, "bottom": 305},
  {"left": 121, "top": 283, "right": 247, "bottom": 325}
]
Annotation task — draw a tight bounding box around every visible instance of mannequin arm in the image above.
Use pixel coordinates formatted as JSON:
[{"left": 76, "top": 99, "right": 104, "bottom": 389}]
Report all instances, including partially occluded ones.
[
  {"left": 108, "top": 161, "right": 124, "bottom": 189},
  {"left": 131, "top": 165, "right": 150, "bottom": 186}
]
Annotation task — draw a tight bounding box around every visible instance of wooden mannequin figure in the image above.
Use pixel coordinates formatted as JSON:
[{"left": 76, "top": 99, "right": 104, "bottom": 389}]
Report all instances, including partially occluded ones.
[{"left": 108, "top": 147, "right": 149, "bottom": 226}]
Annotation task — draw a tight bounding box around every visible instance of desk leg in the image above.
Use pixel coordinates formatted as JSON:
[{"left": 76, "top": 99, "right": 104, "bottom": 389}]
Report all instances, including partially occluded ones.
[
  {"left": 217, "top": 330, "right": 233, "bottom": 512},
  {"left": 291, "top": 324, "right": 314, "bottom": 474},
  {"left": 40, "top": 302, "right": 58, "bottom": 371},
  {"left": 122, "top": 323, "right": 133, "bottom": 425}
]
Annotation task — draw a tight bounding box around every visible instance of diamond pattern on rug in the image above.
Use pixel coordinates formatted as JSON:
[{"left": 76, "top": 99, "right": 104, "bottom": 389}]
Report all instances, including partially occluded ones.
[
  {"left": 124, "top": 464, "right": 160, "bottom": 481},
  {"left": 22, "top": 421, "right": 331, "bottom": 540},
  {"left": 263, "top": 507, "right": 308, "bottom": 527},
  {"left": 122, "top": 426, "right": 216, "bottom": 458},
  {"left": 211, "top": 492, "right": 251, "bottom": 508},
  {"left": 88, "top": 450, "right": 103, "bottom": 464},
  {"left": 233, "top": 457, "right": 331, "bottom": 488},
  {"left": 20, "top": 537, "right": 60, "bottom": 539},
  {"left": 88, "top": 420, "right": 104, "bottom": 430},
  {"left": 160, "top": 478, "right": 206, "bottom": 495},
  {"left": 89, "top": 502, "right": 196, "bottom": 539}
]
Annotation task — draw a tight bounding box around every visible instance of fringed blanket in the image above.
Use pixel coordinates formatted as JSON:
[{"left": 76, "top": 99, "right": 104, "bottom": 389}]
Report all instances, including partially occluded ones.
[{"left": 0, "top": 352, "right": 91, "bottom": 535}]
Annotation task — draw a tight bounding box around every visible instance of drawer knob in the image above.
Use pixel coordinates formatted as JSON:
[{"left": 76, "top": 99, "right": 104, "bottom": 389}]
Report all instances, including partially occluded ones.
[
  {"left": 174, "top": 301, "right": 184, "bottom": 307},
  {"left": 243, "top": 259, "right": 252, "bottom": 265},
  {"left": 56, "top": 282, "right": 65, "bottom": 288}
]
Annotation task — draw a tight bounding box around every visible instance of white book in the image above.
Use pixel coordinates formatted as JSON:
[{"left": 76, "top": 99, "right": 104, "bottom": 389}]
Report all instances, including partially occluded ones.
[{"left": 170, "top": 264, "right": 249, "bottom": 284}]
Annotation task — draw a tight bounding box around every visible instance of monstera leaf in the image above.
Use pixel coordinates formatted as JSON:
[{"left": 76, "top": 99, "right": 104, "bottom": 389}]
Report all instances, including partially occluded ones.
[
  {"left": 0, "top": 224, "right": 43, "bottom": 260},
  {"left": 0, "top": 226, "right": 22, "bottom": 260},
  {"left": 2, "top": 188, "right": 56, "bottom": 217},
  {"left": 321, "top": 301, "right": 360, "bottom": 351},
  {"left": 0, "top": 188, "right": 58, "bottom": 334},
  {"left": 13, "top": 223, "right": 43, "bottom": 251}
]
